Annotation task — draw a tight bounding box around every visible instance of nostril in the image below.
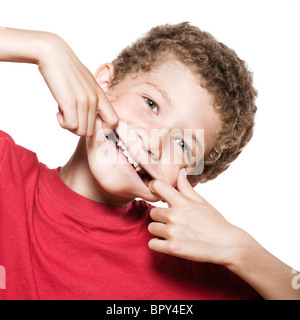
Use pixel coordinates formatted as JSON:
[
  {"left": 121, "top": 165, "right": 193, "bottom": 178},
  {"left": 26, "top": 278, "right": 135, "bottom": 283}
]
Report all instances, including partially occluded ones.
[
  {"left": 135, "top": 128, "right": 161, "bottom": 161},
  {"left": 137, "top": 132, "right": 144, "bottom": 144},
  {"left": 137, "top": 132, "right": 148, "bottom": 152}
]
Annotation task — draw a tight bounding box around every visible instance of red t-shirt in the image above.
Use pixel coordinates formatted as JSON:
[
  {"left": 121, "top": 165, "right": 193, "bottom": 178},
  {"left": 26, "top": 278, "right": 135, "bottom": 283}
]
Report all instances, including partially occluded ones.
[{"left": 0, "top": 131, "right": 261, "bottom": 300}]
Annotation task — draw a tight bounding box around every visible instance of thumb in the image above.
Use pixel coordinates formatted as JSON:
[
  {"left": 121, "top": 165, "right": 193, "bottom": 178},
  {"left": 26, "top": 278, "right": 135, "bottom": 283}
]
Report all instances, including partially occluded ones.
[
  {"left": 176, "top": 168, "right": 203, "bottom": 202},
  {"left": 56, "top": 109, "right": 67, "bottom": 129},
  {"left": 105, "top": 91, "right": 118, "bottom": 103}
]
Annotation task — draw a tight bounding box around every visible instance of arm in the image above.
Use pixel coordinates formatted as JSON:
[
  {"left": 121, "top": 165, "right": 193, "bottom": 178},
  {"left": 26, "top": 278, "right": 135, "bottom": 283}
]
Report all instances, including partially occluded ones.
[
  {"left": 0, "top": 27, "right": 118, "bottom": 136},
  {"left": 147, "top": 169, "right": 300, "bottom": 300},
  {"left": 0, "top": 27, "right": 47, "bottom": 64},
  {"left": 226, "top": 229, "right": 300, "bottom": 300}
]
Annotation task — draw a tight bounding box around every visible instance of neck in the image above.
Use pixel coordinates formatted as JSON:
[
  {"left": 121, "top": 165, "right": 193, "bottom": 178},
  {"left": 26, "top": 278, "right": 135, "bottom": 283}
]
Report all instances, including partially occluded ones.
[{"left": 58, "top": 137, "right": 132, "bottom": 208}]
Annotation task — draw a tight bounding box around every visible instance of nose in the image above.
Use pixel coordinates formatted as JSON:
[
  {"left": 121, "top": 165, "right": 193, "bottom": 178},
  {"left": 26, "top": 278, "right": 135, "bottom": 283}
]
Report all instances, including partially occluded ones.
[{"left": 136, "top": 128, "right": 170, "bottom": 161}]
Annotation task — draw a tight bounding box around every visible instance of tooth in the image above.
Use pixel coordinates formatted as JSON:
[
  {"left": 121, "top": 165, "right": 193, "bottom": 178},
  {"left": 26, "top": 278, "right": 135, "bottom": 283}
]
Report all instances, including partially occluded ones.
[
  {"left": 106, "top": 131, "right": 117, "bottom": 144},
  {"left": 123, "top": 149, "right": 128, "bottom": 157},
  {"left": 127, "top": 156, "right": 135, "bottom": 164},
  {"left": 117, "top": 139, "right": 139, "bottom": 169}
]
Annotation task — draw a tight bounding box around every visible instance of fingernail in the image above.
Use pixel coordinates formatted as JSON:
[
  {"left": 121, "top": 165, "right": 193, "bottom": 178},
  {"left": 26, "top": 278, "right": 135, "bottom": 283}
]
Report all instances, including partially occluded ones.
[
  {"left": 147, "top": 180, "right": 154, "bottom": 191},
  {"left": 180, "top": 168, "right": 187, "bottom": 177}
]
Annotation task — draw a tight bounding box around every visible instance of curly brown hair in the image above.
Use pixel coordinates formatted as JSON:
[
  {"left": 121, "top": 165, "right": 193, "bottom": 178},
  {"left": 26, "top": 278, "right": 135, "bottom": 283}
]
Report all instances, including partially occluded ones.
[{"left": 109, "top": 22, "right": 257, "bottom": 184}]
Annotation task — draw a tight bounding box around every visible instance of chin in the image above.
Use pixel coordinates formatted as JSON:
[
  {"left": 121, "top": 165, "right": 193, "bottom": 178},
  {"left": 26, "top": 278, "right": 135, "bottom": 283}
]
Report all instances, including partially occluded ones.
[{"left": 89, "top": 163, "right": 161, "bottom": 204}]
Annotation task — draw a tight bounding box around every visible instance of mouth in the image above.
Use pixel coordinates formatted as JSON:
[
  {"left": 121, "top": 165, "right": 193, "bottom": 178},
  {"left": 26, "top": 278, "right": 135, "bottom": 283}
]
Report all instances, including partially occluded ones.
[{"left": 105, "top": 130, "right": 153, "bottom": 186}]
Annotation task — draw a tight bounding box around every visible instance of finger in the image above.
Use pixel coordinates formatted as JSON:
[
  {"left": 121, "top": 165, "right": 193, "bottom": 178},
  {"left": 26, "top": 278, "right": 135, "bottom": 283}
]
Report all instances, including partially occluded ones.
[
  {"left": 86, "top": 103, "right": 97, "bottom": 137},
  {"left": 60, "top": 104, "right": 79, "bottom": 131},
  {"left": 93, "top": 116, "right": 107, "bottom": 143},
  {"left": 147, "top": 179, "right": 184, "bottom": 207},
  {"left": 149, "top": 207, "right": 169, "bottom": 224},
  {"left": 148, "top": 222, "right": 168, "bottom": 239},
  {"left": 76, "top": 101, "right": 89, "bottom": 136},
  {"left": 176, "top": 168, "right": 204, "bottom": 203},
  {"left": 148, "top": 238, "right": 169, "bottom": 254},
  {"left": 56, "top": 110, "right": 65, "bottom": 128},
  {"left": 97, "top": 90, "right": 119, "bottom": 134},
  {"left": 105, "top": 91, "right": 118, "bottom": 103}
]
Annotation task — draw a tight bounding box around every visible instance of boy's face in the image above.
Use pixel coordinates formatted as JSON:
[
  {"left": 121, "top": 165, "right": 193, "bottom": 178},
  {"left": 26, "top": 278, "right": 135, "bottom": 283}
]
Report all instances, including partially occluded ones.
[{"left": 86, "top": 60, "right": 219, "bottom": 205}]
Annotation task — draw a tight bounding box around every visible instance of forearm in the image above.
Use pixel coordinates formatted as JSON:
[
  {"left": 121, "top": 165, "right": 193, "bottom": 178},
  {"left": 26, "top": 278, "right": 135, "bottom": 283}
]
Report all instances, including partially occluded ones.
[
  {"left": 226, "top": 228, "right": 300, "bottom": 300},
  {"left": 0, "top": 27, "right": 54, "bottom": 64}
]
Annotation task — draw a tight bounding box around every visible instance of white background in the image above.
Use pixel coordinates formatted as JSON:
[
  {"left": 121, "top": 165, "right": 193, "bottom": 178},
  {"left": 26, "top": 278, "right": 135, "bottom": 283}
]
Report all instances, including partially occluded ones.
[{"left": 0, "top": 0, "right": 299, "bottom": 271}]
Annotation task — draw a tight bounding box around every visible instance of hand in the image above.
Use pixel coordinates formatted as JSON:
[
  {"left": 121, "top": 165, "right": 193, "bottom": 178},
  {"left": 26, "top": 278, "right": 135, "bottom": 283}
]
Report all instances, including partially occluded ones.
[
  {"left": 147, "top": 169, "right": 240, "bottom": 266},
  {"left": 37, "top": 33, "right": 118, "bottom": 137}
]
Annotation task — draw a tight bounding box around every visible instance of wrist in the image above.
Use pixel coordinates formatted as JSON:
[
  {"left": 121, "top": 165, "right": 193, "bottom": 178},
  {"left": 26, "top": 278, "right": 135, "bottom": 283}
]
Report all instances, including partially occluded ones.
[
  {"left": 35, "top": 31, "right": 64, "bottom": 66},
  {"left": 221, "top": 225, "right": 259, "bottom": 272},
  {"left": 221, "top": 226, "right": 300, "bottom": 299}
]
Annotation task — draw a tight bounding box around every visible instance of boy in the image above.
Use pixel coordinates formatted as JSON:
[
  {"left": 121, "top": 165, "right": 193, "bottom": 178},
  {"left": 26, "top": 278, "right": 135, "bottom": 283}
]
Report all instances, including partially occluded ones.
[{"left": 0, "top": 23, "right": 299, "bottom": 300}]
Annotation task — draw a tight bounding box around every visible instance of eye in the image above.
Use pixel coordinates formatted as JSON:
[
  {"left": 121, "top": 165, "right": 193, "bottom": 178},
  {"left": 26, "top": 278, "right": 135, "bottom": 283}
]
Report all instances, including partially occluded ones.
[
  {"left": 144, "top": 97, "right": 159, "bottom": 114},
  {"left": 174, "top": 138, "right": 190, "bottom": 155}
]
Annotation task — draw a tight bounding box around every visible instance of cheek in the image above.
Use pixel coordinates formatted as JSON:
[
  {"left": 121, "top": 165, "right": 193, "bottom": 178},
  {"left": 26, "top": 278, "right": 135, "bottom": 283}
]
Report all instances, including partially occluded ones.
[
  {"left": 159, "top": 164, "right": 179, "bottom": 187},
  {"left": 112, "top": 95, "right": 141, "bottom": 119}
]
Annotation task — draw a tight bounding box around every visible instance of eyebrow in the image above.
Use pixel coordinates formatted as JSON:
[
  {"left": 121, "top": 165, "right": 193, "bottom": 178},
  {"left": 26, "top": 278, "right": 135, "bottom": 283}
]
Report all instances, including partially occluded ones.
[{"left": 144, "top": 82, "right": 172, "bottom": 106}]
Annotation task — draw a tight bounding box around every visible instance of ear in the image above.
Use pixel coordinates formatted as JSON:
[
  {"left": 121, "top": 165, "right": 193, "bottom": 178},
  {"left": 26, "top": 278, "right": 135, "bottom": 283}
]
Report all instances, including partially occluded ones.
[{"left": 94, "top": 63, "right": 115, "bottom": 91}]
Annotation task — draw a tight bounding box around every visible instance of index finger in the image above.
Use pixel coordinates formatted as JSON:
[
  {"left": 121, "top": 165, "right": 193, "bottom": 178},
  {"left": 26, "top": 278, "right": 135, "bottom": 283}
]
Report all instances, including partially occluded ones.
[
  {"left": 148, "top": 179, "right": 185, "bottom": 207},
  {"left": 97, "top": 90, "right": 119, "bottom": 134}
]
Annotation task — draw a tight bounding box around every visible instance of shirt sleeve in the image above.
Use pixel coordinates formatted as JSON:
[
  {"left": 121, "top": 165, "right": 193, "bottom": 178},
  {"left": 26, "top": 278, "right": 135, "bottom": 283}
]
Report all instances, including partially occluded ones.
[
  {"left": 0, "top": 130, "right": 40, "bottom": 212},
  {"left": 0, "top": 130, "right": 39, "bottom": 175},
  {"left": 0, "top": 131, "right": 41, "bottom": 299}
]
